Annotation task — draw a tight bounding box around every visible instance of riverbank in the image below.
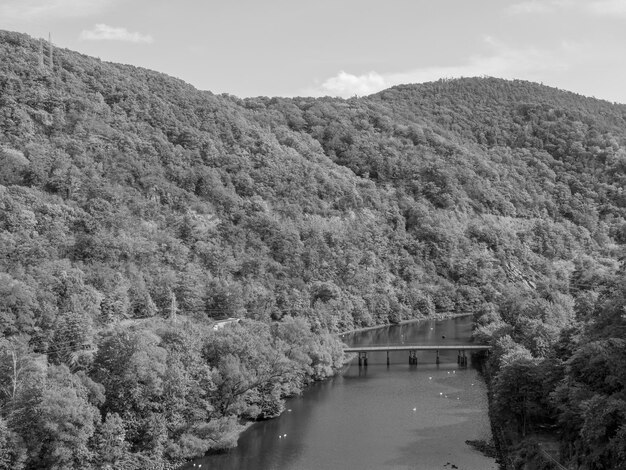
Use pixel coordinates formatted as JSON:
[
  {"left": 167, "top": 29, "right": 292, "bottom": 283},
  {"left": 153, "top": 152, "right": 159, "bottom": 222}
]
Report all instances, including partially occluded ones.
[
  {"left": 183, "top": 315, "right": 495, "bottom": 470},
  {"left": 197, "top": 315, "right": 448, "bottom": 457},
  {"left": 338, "top": 311, "right": 473, "bottom": 337}
]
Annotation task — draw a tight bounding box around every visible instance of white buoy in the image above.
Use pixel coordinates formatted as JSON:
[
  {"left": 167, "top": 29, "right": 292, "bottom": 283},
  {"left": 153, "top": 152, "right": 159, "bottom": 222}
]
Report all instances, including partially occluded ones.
[
  {"left": 412, "top": 407, "right": 417, "bottom": 411},
  {"left": 284, "top": 434, "right": 287, "bottom": 437},
  {"left": 429, "top": 377, "right": 432, "bottom": 380},
  {"left": 439, "top": 392, "right": 443, "bottom": 395}
]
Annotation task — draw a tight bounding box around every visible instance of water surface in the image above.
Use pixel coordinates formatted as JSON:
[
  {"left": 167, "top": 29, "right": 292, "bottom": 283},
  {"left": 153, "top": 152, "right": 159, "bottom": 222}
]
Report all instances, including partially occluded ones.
[{"left": 183, "top": 316, "right": 496, "bottom": 470}]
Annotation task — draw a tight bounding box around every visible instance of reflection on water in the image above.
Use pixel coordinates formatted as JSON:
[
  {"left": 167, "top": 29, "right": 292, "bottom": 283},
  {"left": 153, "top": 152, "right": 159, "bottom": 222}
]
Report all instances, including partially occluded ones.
[{"left": 182, "top": 316, "right": 497, "bottom": 470}]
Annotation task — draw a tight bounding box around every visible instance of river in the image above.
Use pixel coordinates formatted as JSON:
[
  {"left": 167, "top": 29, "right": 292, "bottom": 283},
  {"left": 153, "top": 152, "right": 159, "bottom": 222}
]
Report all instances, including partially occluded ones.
[{"left": 182, "top": 315, "right": 497, "bottom": 470}]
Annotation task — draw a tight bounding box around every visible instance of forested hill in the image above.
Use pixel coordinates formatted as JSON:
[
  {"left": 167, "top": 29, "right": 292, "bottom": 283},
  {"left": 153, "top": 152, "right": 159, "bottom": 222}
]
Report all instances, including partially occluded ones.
[{"left": 1, "top": 29, "right": 625, "bottom": 468}]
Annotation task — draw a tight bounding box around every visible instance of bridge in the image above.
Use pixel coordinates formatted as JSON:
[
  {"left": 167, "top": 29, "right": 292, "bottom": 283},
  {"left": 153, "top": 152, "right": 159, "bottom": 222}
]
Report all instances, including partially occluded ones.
[{"left": 343, "top": 344, "right": 492, "bottom": 366}]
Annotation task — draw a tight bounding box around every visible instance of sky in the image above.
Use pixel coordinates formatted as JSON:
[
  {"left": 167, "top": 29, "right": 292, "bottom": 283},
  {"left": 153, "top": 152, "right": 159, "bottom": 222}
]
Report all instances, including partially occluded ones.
[{"left": 1, "top": 0, "right": 625, "bottom": 103}]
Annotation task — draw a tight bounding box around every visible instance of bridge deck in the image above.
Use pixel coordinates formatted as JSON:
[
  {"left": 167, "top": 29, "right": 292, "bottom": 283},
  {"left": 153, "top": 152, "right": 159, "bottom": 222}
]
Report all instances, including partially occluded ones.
[{"left": 343, "top": 344, "right": 491, "bottom": 352}]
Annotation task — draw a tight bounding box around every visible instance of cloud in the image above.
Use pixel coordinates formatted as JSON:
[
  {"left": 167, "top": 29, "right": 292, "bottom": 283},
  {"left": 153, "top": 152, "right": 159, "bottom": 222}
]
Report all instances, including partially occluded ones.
[
  {"left": 507, "top": 1, "right": 556, "bottom": 15},
  {"left": 507, "top": 0, "right": 626, "bottom": 17},
  {"left": 80, "top": 24, "right": 153, "bottom": 44},
  {"left": 0, "top": 0, "right": 111, "bottom": 22},
  {"left": 586, "top": 0, "right": 626, "bottom": 17},
  {"left": 305, "top": 38, "right": 571, "bottom": 98},
  {"left": 318, "top": 71, "right": 387, "bottom": 98}
]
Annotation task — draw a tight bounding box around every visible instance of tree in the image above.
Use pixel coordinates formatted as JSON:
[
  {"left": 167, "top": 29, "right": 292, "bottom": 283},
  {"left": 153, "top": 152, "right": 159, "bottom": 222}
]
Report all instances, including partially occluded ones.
[
  {"left": 0, "top": 336, "right": 47, "bottom": 410},
  {"left": 49, "top": 310, "right": 95, "bottom": 369},
  {"left": 99, "top": 273, "right": 131, "bottom": 322},
  {"left": 202, "top": 321, "right": 292, "bottom": 416},
  {"left": 126, "top": 268, "right": 157, "bottom": 319},
  {"left": 12, "top": 364, "right": 100, "bottom": 470},
  {"left": 0, "top": 416, "right": 25, "bottom": 470},
  {"left": 91, "top": 327, "right": 167, "bottom": 452},
  {"left": 579, "top": 395, "right": 626, "bottom": 469},
  {"left": 92, "top": 412, "right": 130, "bottom": 469},
  {"left": 0, "top": 274, "right": 37, "bottom": 336},
  {"left": 493, "top": 355, "right": 543, "bottom": 438}
]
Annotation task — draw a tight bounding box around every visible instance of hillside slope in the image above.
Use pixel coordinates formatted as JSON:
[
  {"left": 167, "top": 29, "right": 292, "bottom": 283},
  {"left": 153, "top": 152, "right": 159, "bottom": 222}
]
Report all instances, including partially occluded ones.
[{"left": 0, "top": 30, "right": 625, "bottom": 468}]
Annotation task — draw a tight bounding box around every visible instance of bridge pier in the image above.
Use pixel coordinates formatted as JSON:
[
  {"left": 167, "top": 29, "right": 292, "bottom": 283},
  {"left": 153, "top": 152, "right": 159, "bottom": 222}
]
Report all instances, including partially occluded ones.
[
  {"left": 358, "top": 352, "right": 368, "bottom": 367},
  {"left": 459, "top": 350, "right": 467, "bottom": 367},
  {"left": 436, "top": 349, "right": 440, "bottom": 365},
  {"left": 387, "top": 350, "right": 390, "bottom": 366},
  {"left": 409, "top": 350, "right": 417, "bottom": 365}
]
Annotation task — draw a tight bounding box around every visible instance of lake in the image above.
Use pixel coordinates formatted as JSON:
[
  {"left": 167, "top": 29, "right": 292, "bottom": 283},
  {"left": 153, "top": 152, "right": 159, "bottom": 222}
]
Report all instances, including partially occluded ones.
[{"left": 182, "top": 315, "right": 497, "bottom": 470}]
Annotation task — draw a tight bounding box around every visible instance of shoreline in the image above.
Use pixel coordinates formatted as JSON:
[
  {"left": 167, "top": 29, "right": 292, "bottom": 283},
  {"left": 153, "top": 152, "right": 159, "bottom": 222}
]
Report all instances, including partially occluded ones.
[
  {"left": 182, "top": 311, "right": 476, "bottom": 469},
  {"left": 337, "top": 311, "right": 473, "bottom": 337}
]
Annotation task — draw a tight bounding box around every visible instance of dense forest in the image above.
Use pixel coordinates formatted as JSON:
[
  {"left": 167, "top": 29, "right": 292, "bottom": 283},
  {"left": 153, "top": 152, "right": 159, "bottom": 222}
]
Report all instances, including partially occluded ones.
[{"left": 0, "top": 29, "right": 625, "bottom": 469}]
